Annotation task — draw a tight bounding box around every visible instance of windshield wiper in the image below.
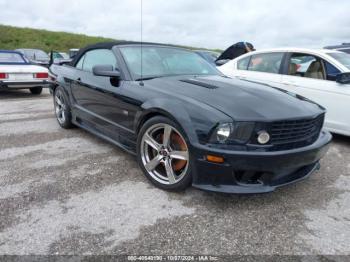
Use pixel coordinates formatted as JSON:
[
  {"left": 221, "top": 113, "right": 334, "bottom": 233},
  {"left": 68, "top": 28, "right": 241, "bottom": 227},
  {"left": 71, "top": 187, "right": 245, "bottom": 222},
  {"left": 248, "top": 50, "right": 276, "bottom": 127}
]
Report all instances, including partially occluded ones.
[
  {"left": 135, "top": 74, "right": 215, "bottom": 81},
  {"left": 135, "top": 74, "right": 181, "bottom": 81},
  {"left": 135, "top": 76, "right": 162, "bottom": 81}
]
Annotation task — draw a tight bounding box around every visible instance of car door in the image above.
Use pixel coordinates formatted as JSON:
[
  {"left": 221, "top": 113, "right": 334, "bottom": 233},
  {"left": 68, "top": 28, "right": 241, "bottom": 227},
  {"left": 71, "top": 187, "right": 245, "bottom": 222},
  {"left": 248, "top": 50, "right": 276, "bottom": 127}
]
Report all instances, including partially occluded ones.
[
  {"left": 231, "top": 52, "right": 285, "bottom": 88},
  {"left": 71, "top": 48, "right": 137, "bottom": 143},
  {"left": 281, "top": 52, "right": 350, "bottom": 134}
]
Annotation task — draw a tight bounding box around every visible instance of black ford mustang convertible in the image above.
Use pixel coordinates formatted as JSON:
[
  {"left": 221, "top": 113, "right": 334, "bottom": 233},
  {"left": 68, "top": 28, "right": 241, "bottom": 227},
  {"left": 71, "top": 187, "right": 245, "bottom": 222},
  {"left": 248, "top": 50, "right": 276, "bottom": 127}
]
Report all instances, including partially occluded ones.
[{"left": 49, "top": 42, "right": 332, "bottom": 194}]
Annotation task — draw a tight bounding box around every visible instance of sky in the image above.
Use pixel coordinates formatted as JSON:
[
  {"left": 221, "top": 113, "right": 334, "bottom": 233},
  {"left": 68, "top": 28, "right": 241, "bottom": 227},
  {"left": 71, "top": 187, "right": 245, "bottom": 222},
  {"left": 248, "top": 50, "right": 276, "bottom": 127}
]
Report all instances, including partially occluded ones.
[{"left": 0, "top": 0, "right": 349, "bottom": 50}]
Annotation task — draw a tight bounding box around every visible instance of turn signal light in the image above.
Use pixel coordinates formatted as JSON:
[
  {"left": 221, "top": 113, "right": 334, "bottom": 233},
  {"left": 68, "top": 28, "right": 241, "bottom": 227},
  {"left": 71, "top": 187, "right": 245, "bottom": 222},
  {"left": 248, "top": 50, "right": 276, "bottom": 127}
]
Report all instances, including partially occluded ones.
[
  {"left": 0, "top": 73, "right": 8, "bottom": 79},
  {"left": 206, "top": 155, "right": 225, "bottom": 163},
  {"left": 34, "top": 72, "right": 49, "bottom": 79}
]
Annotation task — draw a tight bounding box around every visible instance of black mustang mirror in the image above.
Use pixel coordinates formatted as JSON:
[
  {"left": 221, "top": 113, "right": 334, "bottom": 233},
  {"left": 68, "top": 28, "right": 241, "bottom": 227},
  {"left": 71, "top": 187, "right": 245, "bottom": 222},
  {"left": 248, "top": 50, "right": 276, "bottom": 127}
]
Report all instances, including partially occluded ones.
[
  {"left": 93, "top": 65, "right": 121, "bottom": 78},
  {"left": 336, "top": 72, "right": 350, "bottom": 84}
]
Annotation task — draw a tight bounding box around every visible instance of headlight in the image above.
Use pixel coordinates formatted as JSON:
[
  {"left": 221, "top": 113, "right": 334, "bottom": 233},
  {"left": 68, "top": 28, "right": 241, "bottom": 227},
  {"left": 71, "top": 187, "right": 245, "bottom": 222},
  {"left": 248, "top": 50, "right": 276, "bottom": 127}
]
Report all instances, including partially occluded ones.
[
  {"left": 209, "top": 122, "right": 255, "bottom": 144},
  {"left": 216, "top": 123, "right": 233, "bottom": 143}
]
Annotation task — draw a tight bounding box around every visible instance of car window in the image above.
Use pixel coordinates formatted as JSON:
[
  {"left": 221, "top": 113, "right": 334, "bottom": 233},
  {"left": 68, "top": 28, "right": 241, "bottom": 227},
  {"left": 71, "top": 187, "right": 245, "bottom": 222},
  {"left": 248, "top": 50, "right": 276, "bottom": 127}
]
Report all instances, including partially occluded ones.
[
  {"left": 288, "top": 53, "right": 326, "bottom": 80},
  {"left": 247, "top": 52, "right": 283, "bottom": 74},
  {"left": 75, "top": 55, "right": 85, "bottom": 70},
  {"left": 0, "top": 52, "right": 26, "bottom": 64},
  {"left": 60, "top": 53, "right": 70, "bottom": 59},
  {"left": 237, "top": 56, "right": 250, "bottom": 70},
  {"left": 52, "top": 52, "right": 63, "bottom": 59},
  {"left": 328, "top": 52, "right": 350, "bottom": 70},
  {"left": 23, "top": 49, "right": 49, "bottom": 61},
  {"left": 337, "top": 48, "right": 350, "bottom": 54},
  {"left": 81, "top": 49, "right": 118, "bottom": 72}
]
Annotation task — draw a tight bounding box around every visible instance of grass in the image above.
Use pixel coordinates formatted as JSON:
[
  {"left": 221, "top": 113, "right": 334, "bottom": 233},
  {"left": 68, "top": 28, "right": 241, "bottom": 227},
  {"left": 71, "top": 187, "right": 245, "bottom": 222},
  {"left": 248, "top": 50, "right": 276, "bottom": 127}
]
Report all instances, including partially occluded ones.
[{"left": 0, "top": 24, "right": 221, "bottom": 53}]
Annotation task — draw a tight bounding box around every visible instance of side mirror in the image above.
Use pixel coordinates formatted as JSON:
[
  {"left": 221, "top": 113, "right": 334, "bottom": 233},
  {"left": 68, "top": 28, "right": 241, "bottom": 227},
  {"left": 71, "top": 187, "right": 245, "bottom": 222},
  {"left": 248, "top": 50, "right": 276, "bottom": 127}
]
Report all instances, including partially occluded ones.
[
  {"left": 215, "top": 59, "right": 230, "bottom": 66},
  {"left": 336, "top": 72, "right": 350, "bottom": 84},
  {"left": 93, "top": 65, "right": 121, "bottom": 78}
]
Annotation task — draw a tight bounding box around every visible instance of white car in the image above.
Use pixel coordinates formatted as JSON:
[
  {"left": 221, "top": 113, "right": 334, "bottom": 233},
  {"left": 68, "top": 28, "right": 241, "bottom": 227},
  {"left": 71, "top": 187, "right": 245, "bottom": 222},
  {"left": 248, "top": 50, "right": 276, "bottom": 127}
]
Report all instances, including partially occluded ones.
[
  {"left": 218, "top": 47, "right": 350, "bottom": 136},
  {"left": 0, "top": 50, "right": 50, "bottom": 95}
]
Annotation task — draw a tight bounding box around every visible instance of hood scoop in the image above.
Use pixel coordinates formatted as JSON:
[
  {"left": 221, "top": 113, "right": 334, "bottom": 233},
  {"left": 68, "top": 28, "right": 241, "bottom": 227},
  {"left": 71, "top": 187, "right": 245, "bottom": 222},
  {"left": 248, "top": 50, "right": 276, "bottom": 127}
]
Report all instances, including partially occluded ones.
[{"left": 180, "top": 79, "right": 219, "bottom": 89}]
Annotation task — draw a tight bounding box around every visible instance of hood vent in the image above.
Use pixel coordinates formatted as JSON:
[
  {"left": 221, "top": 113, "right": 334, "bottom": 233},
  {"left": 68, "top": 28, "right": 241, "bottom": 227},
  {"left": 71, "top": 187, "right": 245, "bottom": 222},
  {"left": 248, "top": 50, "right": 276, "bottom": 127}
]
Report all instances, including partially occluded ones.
[{"left": 180, "top": 79, "right": 219, "bottom": 89}]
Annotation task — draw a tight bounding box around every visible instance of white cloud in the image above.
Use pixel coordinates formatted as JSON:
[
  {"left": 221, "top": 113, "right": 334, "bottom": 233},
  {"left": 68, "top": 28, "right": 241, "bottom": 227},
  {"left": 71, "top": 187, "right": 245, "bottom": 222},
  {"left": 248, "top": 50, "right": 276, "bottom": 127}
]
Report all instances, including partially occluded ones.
[{"left": 0, "top": 0, "right": 349, "bottom": 49}]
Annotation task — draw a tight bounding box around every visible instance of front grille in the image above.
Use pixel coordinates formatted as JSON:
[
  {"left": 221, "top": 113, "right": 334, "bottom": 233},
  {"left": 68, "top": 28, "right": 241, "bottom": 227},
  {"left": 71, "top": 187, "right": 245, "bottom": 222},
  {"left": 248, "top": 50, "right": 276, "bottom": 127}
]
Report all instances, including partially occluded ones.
[{"left": 268, "top": 114, "right": 324, "bottom": 149}]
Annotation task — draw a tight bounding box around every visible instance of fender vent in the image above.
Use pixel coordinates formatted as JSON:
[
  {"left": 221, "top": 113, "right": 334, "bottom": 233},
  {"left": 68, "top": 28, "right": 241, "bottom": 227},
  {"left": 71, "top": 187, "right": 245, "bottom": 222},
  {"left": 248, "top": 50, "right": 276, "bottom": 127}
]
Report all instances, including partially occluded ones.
[{"left": 180, "top": 79, "right": 219, "bottom": 89}]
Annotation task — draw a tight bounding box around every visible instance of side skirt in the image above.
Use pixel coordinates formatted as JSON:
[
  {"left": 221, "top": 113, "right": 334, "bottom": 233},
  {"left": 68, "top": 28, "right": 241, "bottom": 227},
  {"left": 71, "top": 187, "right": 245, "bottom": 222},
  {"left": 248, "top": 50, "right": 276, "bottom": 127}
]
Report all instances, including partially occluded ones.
[{"left": 70, "top": 107, "right": 137, "bottom": 156}]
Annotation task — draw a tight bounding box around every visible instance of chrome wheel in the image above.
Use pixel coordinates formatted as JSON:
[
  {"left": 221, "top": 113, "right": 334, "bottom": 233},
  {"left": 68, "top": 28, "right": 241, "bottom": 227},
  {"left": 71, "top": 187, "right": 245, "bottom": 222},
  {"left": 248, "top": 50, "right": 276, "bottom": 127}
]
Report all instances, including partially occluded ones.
[
  {"left": 54, "top": 90, "right": 66, "bottom": 124},
  {"left": 140, "top": 123, "right": 189, "bottom": 185}
]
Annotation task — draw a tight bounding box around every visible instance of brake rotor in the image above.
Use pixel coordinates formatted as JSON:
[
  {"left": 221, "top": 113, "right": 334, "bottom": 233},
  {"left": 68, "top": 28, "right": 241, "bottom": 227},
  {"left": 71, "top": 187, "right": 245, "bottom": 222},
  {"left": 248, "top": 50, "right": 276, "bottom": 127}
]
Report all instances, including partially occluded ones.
[
  {"left": 158, "top": 132, "right": 187, "bottom": 172},
  {"left": 170, "top": 132, "right": 188, "bottom": 171}
]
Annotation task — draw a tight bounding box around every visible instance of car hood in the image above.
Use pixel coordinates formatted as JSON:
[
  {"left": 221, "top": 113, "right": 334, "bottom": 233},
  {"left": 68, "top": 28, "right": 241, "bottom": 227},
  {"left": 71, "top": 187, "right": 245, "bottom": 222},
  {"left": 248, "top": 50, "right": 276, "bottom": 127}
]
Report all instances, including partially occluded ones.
[{"left": 143, "top": 75, "right": 324, "bottom": 121}]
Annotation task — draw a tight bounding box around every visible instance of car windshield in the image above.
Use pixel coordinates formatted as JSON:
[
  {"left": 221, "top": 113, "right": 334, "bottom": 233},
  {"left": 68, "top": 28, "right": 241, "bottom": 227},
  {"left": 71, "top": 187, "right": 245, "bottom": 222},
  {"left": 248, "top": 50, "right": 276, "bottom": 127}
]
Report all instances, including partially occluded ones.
[
  {"left": 0, "top": 52, "right": 26, "bottom": 64},
  {"left": 198, "top": 51, "right": 220, "bottom": 63},
  {"left": 23, "top": 49, "right": 49, "bottom": 61},
  {"left": 328, "top": 52, "right": 350, "bottom": 70},
  {"left": 60, "top": 53, "right": 70, "bottom": 59},
  {"left": 53, "top": 52, "right": 63, "bottom": 59},
  {"left": 120, "top": 46, "right": 220, "bottom": 80}
]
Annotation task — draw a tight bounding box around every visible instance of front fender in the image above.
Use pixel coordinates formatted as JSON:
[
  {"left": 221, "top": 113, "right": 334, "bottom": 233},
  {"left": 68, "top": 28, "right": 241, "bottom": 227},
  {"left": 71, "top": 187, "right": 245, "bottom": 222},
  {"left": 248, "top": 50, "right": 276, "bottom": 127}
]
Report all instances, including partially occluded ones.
[
  {"left": 136, "top": 98, "right": 199, "bottom": 144},
  {"left": 135, "top": 97, "right": 232, "bottom": 146}
]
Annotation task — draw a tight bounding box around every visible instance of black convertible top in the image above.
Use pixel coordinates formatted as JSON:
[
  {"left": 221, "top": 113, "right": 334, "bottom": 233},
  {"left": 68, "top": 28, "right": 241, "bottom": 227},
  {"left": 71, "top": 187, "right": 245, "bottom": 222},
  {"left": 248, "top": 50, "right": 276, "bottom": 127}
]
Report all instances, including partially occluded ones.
[{"left": 70, "top": 41, "right": 184, "bottom": 66}]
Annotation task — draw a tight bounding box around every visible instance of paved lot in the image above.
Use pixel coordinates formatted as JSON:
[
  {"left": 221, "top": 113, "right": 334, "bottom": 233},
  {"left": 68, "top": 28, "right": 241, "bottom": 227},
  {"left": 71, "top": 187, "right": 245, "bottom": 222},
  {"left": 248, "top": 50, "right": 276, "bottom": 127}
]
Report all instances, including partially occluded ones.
[{"left": 0, "top": 89, "right": 349, "bottom": 256}]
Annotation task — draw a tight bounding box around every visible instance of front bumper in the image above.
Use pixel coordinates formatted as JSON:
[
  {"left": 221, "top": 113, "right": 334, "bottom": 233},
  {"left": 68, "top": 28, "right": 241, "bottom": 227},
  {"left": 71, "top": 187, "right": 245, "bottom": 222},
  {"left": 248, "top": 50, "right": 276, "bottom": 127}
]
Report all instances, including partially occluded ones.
[
  {"left": 191, "top": 130, "right": 332, "bottom": 194},
  {"left": 0, "top": 80, "right": 50, "bottom": 89}
]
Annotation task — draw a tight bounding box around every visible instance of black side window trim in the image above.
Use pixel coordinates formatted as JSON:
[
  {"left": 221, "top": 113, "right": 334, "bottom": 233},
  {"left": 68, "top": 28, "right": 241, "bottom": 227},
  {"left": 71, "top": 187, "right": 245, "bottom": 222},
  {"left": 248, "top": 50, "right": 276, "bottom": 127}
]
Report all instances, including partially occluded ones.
[{"left": 280, "top": 52, "right": 290, "bottom": 75}]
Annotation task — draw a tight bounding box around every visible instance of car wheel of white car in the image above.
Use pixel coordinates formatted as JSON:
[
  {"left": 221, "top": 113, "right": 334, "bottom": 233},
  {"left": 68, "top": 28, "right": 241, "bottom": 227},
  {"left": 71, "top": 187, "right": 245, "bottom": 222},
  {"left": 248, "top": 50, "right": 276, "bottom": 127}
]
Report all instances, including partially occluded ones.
[
  {"left": 54, "top": 86, "right": 73, "bottom": 129},
  {"left": 30, "top": 87, "right": 42, "bottom": 95}
]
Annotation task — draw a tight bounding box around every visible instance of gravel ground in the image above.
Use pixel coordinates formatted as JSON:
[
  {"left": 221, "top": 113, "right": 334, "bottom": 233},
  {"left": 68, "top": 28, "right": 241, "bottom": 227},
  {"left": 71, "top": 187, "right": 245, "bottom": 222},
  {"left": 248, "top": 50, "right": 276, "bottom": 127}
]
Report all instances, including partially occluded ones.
[{"left": 0, "top": 89, "right": 349, "bottom": 257}]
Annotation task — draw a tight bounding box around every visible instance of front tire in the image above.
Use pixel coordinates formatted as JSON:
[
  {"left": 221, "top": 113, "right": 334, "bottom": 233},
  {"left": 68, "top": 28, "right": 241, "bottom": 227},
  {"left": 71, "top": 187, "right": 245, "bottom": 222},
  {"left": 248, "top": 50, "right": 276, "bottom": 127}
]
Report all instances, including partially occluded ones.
[
  {"left": 30, "top": 87, "right": 42, "bottom": 95},
  {"left": 137, "top": 116, "right": 192, "bottom": 191},
  {"left": 53, "top": 86, "right": 73, "bottom": 129}
]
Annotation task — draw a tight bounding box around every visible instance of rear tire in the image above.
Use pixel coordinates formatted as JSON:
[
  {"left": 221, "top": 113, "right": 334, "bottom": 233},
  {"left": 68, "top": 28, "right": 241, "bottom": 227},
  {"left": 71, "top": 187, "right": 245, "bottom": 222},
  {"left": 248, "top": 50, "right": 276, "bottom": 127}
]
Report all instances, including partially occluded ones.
[
  {"left": 137, "top": 116, "right": 192, "bottom": 191},
  {"left": 53, "top": 86, "right": 73, "bottom": 129},
  {"left": 30, "top": 87, "right": 43, "bottom": 95}
]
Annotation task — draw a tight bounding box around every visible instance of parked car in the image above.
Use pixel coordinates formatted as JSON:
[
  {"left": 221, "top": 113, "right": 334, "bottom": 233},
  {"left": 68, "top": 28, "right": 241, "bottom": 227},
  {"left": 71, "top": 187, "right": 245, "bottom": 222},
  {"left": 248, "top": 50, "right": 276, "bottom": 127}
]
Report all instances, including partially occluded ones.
[
  {"left": 218, "top": 48, "right": 350, "bottom": 136},
  {"left": 69, "top": 48, "right": 79, "bottom": 58},
  {"left": 49, "top": 51, "right": 70, "bottom": 60},
  {"left": 324, "top": 43, "right": 350, "bottom": 54},
  {"left": 15, "top": 48, "right": 50, "bottom": 68},
  {"left": 49, "top": 42, "right": 331, "bottom": 194},
  {"left": 194, "top": 50, "right": 221, "bottom": 65},
  {"left": 49, "top": 51, "right": 72, "bottom": 66},
  {"left": 0, "top": 50, "right": 49, "bottom": 94}
]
